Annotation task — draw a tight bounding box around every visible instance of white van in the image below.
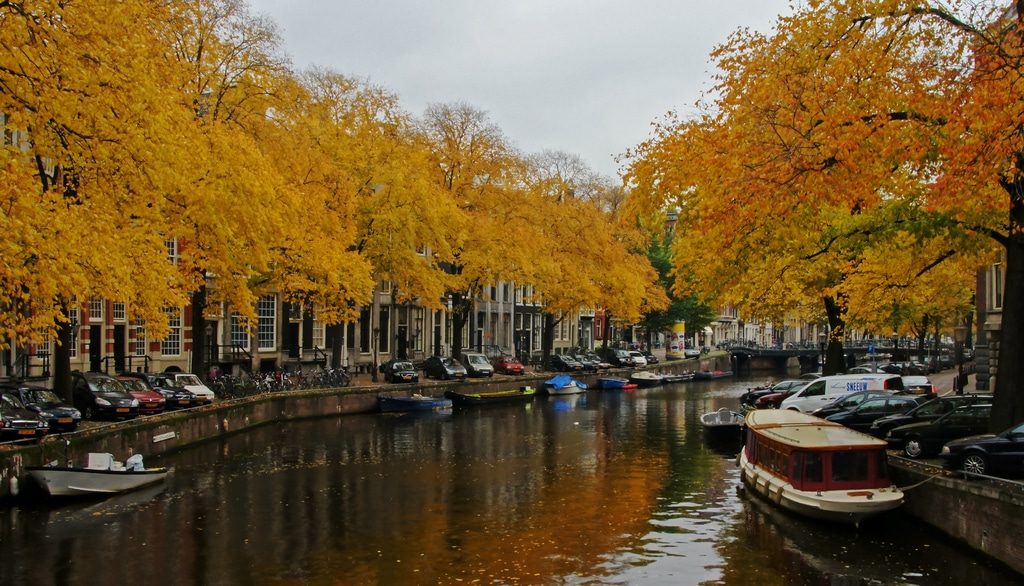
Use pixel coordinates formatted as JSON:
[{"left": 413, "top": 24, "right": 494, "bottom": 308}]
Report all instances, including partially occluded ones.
[{"left": 780, "top": 374, "right": 904, "bottom": 413}]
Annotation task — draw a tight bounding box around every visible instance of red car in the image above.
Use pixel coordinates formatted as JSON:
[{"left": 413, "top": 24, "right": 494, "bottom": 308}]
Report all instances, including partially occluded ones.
[
  {"left": 494, "top": 355, "right": 525, "bottom": 375},
  {"left": 117, "top": 376, "right": 166, "bottom": 415},
  {"left": 754, "top": 389, "right": 799, "bottom": 409}
]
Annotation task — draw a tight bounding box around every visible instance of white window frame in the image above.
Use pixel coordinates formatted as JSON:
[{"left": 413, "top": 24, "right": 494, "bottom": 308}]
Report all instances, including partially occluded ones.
[
  {"left": 68, "top": 308, "right": 79, "bottom": 358},
  {"left": 133, "top": 318, "right": 147, "bottom": 357},
  {"left": 166, "top": 238, "right": 179, "bottom": 265},
  {"left": 231, "top": 313, "right": 250, "bottom": 349},
  {"left": 161, "top": 308, "right": 181, "bottom": 356},
  {"left": 257, "top": 295, "right": 276, "bottom": 351},
  {"left": 312, "top": 307, "right": 325, "bottom": 349},
  {"left": 112, "top": 302, "right": 126, "bottom": 322},
  {"left": 89, "top": 298, "right": 104, "bottom": 323}
]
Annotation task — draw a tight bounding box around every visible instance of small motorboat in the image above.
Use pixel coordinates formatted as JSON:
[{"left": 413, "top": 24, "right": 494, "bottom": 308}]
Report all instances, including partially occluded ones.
[
  {"left": 692, "top": 370, "right": 734, "bottom": 381},
  {"left": 661, "top": 372, "right": 694, "bottom": 383},
  {"left": 377, "top": 393, "right": 453, "bottom": 413},
  {"left": 598, "top": 376, "right": 637, "bottom": 390},
  {"left": 700, "top": 407, "right": 745, "bottom": 440},
  {"left": 444, "top": 386, "right": 537, "bottom": 406},
  {"left": 26, "top": 453, "right": 170, "bottom": 497},
  {"left": 629, "top": 371, "right": 664, "bottom": 387},
  {"left": 544, "top": 374, "right": 588, "bottom": 395}
]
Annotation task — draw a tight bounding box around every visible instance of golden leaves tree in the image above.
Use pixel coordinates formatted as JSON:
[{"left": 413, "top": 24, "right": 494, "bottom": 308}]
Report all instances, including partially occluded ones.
[{"left": 627, "top": 1, "right": 1024, "bottom": 419}]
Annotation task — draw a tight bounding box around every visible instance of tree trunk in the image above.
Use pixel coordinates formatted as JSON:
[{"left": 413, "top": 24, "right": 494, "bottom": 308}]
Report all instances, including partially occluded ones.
[
  {"left": 992, "top": 186, "right": 1024, "bottom": 431},
  {"left": 190, "top": 280, "right": 207, "bottom": 377},
  {"left": 450, "top": 291, "right": 469, "bottom": 358},
  {"left": 822, "top": 295, "right": 847, "bottom": 376},
  {"left": 601, "top": 312, "right": 610, "bottom": 352},
  {"left": 916, "top": 315, "right": 929, "bottom": 363},
  {"left": 542, "top": 312, "right": 557, "bottom": 366},
  {"left": 53, "top": 302, "right": 73, "bottom": 403}
]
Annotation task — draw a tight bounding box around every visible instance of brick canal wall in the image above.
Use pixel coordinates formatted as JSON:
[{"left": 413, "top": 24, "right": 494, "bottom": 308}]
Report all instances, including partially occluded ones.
[{"left": 890, "top": 460, "right": 1024, "bottom": 575}]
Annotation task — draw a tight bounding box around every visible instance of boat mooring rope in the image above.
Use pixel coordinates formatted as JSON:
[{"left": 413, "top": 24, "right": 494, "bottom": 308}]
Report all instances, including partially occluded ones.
[{"left": 896, "top": 470, "right": 945, "bottom": 491}]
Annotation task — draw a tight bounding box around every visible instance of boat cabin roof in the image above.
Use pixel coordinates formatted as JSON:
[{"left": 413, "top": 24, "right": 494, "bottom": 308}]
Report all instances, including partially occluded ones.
[{"left": 745, "top": 409, "right": 886, "bottom": 450}]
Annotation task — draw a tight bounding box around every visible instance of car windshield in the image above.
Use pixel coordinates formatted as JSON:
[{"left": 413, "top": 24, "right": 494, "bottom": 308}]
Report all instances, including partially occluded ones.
[
  {"left": 89, "top": 377, "right": 125, "bottom": 394},
  {"left": 177, "top": 374, "right": 203, "bottom": 385},
  {"left": 1, "top": 394, "right": 25, "bottom": 409},
  {"left": 27, "top": 389, "right": 62, "bottom": 404},
  {"left": 393, "top": 362, "right": 414, "bottom": 370},
  {"left": 467, "top": 356, "right": 488, "bottom": 365},
  {"left": 118, "top": 379, "right": 148, "bottom": 391},
  {"left": 158, "top": 376, "right": 183, "bottom": 388}
]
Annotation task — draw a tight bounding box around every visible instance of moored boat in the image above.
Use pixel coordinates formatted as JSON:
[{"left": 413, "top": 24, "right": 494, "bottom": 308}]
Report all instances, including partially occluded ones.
[
  {"left": 377, "top": 393, "right": 452, "bottom": 413},
  {"left": 661, "top": 372, "right": 694, "bottom": 383},
  {"left": 26, "top": 453, "right": 170, "bottom": 497},
  {"left": 598, "top": 376, "right": 637, "bottom": 390},
  {"left": 700, "top": 407, "right": 745, "bottom": 440},
  {"left": 628, "top": 371, "right": 664, "bottom": 387},
  {"left": 739, "top": 409, "right": 903, "bottom": 526},
  {"left": 544, "top": 375, "right": 588, "bottom": 395},
  {"left": 444, "top": 386, "right": 537, "bottom": 406},
  {"left": 693, "top": 370, "right": 734, "bottom": 381}
]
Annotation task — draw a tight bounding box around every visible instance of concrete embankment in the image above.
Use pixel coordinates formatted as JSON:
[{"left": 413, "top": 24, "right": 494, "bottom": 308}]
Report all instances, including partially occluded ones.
[{"left": 889, "top": 459, "right": 1024, "bottom": 576}]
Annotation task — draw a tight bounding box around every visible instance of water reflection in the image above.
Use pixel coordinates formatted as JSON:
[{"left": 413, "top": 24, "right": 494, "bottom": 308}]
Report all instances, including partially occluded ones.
[{"left": 0, "top": 377, "right": 1018, "bottom": 585}]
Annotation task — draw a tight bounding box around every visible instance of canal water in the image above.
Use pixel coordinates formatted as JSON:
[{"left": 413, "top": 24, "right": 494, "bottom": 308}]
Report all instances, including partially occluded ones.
[{"left": 1, "top": 377, "right": 1019, "bottom": 585}]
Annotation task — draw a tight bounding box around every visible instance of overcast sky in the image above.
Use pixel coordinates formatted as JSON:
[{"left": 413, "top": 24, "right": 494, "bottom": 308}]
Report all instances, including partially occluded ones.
[{"left": 247, "top": 0, "right": 792, "bottom": 179}]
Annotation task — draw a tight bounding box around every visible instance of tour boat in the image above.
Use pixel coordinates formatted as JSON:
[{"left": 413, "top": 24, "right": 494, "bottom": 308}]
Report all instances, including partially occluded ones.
[
  {"left": 543, "top": 375, "right": 587, "bottom": 395},
  {"left": 444, "top": 386, "right": 537, "bottom": 406},
  {"left": 26, "top": 453, "right": 170, "bottom": 497},
  {"left": 739, "top": 409, "right": 903, "bottom": 526},
  {"left": 661, "top": 372, "right": 694, "bottom": 383},
  {"left": 377, "top": 393, "right": 452, "bottom": 413},
  {"left": 692, "top": 370, "right": 734, "bottom": 381}
]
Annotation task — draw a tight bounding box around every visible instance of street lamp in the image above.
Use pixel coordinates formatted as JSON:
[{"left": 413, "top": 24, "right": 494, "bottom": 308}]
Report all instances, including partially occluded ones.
[
  {"left": 954, "top": 323, "right": 967, "bottom": 395},
  {"left": 818, "top": 331, "right": 827, "bottom": 372}
]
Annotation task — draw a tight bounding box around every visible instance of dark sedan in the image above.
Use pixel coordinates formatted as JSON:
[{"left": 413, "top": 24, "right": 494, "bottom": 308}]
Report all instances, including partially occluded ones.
[
  {"left": 941, "top": 421, "right": 1024, "bottom": 477},
  {"left": 810, "top": 390, "right": 893, "bottom": 418},
  {"left": 869, "top": 394, "right": 993, "bottom": 438},
  {"left": 740, "top": 380, "right": 805, "bottom": 408},
  {"left": 0, "top": 392, "right": 49, "bottom": 443},
  {"left": 423, "top": 356, "right": 467, "bottom": 380},
  {"left": 2, "top": 385, "right": 80, "bottom": 432},
  {"left": 71, "top": 371, "right": 139, "bottom": 420},
  {"left": 547, "top": 354, "right": 584, "bottom": 372},
  {"left": 886, "top": 404, "right": 992, "bottom": 458},
  {"left": 380, "top": 360, "right": 419, "bottom": 384},
  {"left": 824, "top": 396, "right": 922, "bottom": 433}
]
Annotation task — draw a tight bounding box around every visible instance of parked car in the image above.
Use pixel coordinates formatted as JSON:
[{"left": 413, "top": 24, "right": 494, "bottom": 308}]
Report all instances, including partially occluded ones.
[
  {"left": 118, "top": 372, "right": 197, "bottom": 410},
  {"left": 423, "top": 356, "right": 467, "bottom": 380},
  {"left": 641, "top": 351, "right": 659, "bottom": 365},
  {"left": 154, "top": 372, "right": 215, "bottom": 404},
  {"left": 461, "top": 353, "right": 495, "bottom": 378},
  {"left": 379, "top": 360, "right": 420, "bottom": 384},
  {"left": 868, "top": 394, "right": 993, "bottom": 438},
  {"left": 886, "top": 403, "right": 993, "bottom": 458},
  {"left": 493, "top": 355, "right": 525, "bottom": 375},
  {"left": 684, "top": 347, "right": 701, "bottom": 358},
  {"left": 571, "top": 354, "right": 601, "bottom": 372},
  {"left": 115, "top": 376, "right": 167, "bottom": 415},
  {"left": 71, "top": 371, "right": 139, "bottom": 420},
  {"left": 628, "top": 351, "right": 648, "bottom": 367},
  {"left": 810, "top": 390, "right": 895, "bottom": 418},
  {"left": 755, "top": 387, "right": 803, "bottom": 409},
  {"left": 599, "top": 348, "right": 635, "bottom": 368},
  {"left": 548, "top": 354, "right": 584, "bottom": 372},
  {"left": 1, "top": 384, "right": 80, "bottom": 432},
  {"left": 780, "top": 374, "right": 904, "bottom": 412},
  {"left": 0, "top": 392, "right": 49, "bottom": 442},
  {"left": 941, "top": 421, "right": 1024, "bottom": 477},
  {"left": 740, "top": 380, "right": 806, "bottom": 408},
  {"left": 581, "top": 353, "right": 612, "bottom": 369},
  {"left": 824, "top": 396, "right": 923, "bottom": 433}
]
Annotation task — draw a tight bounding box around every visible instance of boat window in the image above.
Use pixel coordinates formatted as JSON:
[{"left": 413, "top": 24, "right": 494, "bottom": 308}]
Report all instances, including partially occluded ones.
[
  {"left": 803, "top": 453, "right": 822, "bottom": 483},
  {"left": 790, "top": 452, "right": 803, "bottom": 482},
  {"left": 831, "top": 451, "right": 870, "bottom": 482},
  {"left": 876, "top": 451, "right": 889, "bottom": 481}
]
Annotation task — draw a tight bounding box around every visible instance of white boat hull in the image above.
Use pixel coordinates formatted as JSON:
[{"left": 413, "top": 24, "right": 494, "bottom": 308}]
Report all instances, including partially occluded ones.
[
  {"left": 546, "top": 381, "right": 584, "bottom": 395},
  {"left": 738, "top": 451, "right": 902, "bottom": 525},
  {"left": 27, "top": 467, "right": 170, "bottom": 497}
]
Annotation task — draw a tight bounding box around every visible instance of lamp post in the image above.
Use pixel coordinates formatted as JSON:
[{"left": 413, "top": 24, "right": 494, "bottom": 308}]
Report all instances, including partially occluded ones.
[
  {"left": 954, "top": 323, "right": 967, "bottom": 395},
  {"left": 818, "top": 331, "right": 827, "bottom": 372}
]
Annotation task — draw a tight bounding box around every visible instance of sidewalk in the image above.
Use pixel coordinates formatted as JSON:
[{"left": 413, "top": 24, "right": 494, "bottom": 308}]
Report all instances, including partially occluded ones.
[{"left": 929, "top": 368, "right": 976, "bottom": 395}]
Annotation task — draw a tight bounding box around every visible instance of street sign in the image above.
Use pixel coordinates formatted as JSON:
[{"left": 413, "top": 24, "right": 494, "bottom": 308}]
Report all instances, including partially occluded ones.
[{"left": 868, "top": 343, "right": 875, "bottom": 354}]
